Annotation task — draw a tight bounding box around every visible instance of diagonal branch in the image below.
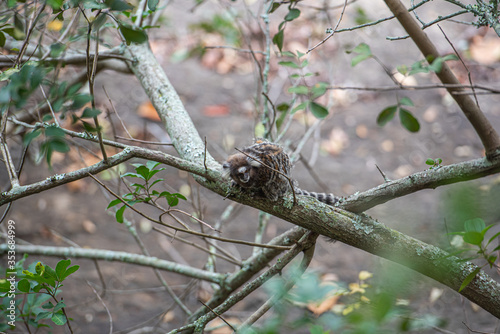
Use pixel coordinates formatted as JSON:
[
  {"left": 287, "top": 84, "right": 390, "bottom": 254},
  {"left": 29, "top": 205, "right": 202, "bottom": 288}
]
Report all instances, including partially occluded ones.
[{"left": 384, "top": 0, "right": 500, "bottom": 157}]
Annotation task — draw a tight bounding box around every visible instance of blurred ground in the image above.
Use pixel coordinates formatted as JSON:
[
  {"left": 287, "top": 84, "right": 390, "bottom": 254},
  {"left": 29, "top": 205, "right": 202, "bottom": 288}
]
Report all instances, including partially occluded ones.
[{"left": 2, "top": 0, "right": 500, "bottom": 333}]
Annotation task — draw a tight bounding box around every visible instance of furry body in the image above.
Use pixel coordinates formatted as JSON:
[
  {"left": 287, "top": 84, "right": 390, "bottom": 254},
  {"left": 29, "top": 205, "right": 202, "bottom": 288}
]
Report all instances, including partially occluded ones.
[{"left": 222, "top": 140, "right": 338, "bottom": 205}]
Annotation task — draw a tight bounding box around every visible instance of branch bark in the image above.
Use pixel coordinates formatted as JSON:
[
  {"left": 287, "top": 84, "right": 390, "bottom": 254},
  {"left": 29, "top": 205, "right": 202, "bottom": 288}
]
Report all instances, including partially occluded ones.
[{"left": 384, "top": 0, "right": 500, "bottom": 157}]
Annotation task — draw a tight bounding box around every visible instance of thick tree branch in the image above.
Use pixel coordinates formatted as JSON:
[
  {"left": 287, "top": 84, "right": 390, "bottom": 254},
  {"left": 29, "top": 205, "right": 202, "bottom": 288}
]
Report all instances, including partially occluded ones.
[
  {"left": 341, "top": 155, "right": 500, "bottom": 213},
  {"left": 0, "top": 244, "right": 224, "bottom": 284},
  {"left": 384, "top": 0, "right": 500, "bottom": 156}
]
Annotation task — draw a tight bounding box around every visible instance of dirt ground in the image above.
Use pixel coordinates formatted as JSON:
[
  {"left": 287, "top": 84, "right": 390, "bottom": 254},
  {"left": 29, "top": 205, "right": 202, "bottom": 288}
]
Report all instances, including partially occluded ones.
[{"left": 2, "top": 1, "right": 500, "bottom": 333}]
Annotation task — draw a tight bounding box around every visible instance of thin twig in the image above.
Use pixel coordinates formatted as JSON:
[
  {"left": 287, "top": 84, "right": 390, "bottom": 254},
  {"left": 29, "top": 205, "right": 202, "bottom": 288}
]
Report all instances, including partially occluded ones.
[
  {"left": 375, "top": 164, "right": 391, "bottom": 183},
  {"left": 437, "top": 24, "right": 480, "bottom": 107},
  {"left": 198, "top": 300, "right": 236, "bottom": 332},
  {"left": 307, "top": 0, "right": 348, "bottom": 54}
]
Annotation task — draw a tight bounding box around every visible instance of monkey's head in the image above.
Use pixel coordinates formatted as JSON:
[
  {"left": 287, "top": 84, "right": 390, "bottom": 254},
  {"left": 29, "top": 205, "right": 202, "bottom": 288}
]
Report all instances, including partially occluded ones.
[{"left": 222, "top": 153, "right": 263, "bottom": 189}]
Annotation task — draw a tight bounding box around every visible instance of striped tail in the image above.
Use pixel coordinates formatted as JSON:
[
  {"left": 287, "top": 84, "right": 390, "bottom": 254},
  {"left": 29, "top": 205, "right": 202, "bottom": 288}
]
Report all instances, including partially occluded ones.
[{"left": 295, "top": 188, "right": 338, "bottom": 205}]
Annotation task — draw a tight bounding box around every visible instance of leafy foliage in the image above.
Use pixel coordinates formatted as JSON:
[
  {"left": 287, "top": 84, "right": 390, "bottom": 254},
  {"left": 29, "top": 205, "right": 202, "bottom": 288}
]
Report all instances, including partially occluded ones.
[
  {"left": 107, "top": 161, "right": 187, "bottom": 223},
  {"left": 376, "top": 97, "right": 420, "bottom": 133},
  {"left": 0, "top": 255, "right": 79, "bottom": 331}
]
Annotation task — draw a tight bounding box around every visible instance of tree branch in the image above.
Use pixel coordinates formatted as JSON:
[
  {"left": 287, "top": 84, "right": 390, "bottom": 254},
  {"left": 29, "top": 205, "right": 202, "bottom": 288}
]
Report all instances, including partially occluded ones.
[
  {"left": 0, "top": 244, "right": 224, "bottom": 284},
  {"left": 384, "top": 0, "right": 500, "bottom": 157}
]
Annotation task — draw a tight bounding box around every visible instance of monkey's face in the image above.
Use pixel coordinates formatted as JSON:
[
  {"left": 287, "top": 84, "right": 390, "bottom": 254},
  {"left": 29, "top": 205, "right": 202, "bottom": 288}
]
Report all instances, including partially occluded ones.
[{"left": 222, "top": 154, "right": 261, "bottom": 189}]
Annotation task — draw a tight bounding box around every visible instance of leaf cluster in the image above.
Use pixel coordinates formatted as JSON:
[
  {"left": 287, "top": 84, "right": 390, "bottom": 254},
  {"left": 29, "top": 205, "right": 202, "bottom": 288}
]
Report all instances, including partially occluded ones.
[
  {"left": 107, "top": 161, "right": 187, "bottom": 223},
  {"left": 0, "top": 256, "right": 79, "bottom": 331}
]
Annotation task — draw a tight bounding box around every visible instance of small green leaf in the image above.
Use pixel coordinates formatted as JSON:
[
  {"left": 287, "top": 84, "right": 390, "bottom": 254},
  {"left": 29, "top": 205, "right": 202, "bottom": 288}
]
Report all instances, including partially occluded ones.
[
  {"left": 459, "top": 267, "right": 481, "bottom": 292},
  {"left": 463, "top": 231, "right": 483, "bottom": 246},
  {"left": 397, "top": 64, "right": 408, "bottom": 75},
  {"left": 55, "top": 259, "right": 71, "bottom": 280},
  {"left": 288, "top": 85, "right": 309, "bottom": 95},
  {"left": 349, "top": 43, "right": 372, "bottom": 67},
  {"left": 376, "top": 106, "right": 397, "bottom": 126},
  {"left": 291, "top": 101, "right": 308, "bottom": 114},
  {"left": 119, "top": 22, "right": 148, "bottom": 45},
  {"left": 269, "top": 2, "right": 281, "bottom": 13},
  {"left": 50, "top": 42, "right": 66, "bottom": 58},
  {"left": 425, "top": 159, "right": 435, "bottom": 165},
  {"left": 105, "top": 0, "right": 134, "bottom": 11},
  {"left": 148, "top": 0, "right": 159, "bottom": 11},
  {"left": 45, "top": 126, "right": 65, "bottom": 137},
  {"left": 71, "top": 94, "right": 92, "bottom": 109},
  {"left": 311, "top": 82, "right": 328, "bottom": 99},
  {"left": 51, "top": 311, "right": 67, "bottom": 325},
  {"left": 116, "top": 205, "right": 126, "bottom": 223},
  {"left": 278, "top": 61, "right": 300, "bottom": 69},
  {"left": 399, "top": 97, "right": 414, "bottom": 106},
  {"left": 273, "top": 29, "right": 284, "bottom": 52},
  {"left": 81, "top": 107, "right": 101, "bottom": 118},
  {"left": 107, "top": 198, "right": 123, "bottom": 209},
  {"left": 146, "top": 160, "right": 161, "bottom": 170},
  {"left": 284, "top": 8, "right": 300, "bottom": 21},
  {"left": 309, "top": 102, "right": 329, "bottom": 119},
  {"left": 464, "top": 218, "right": 485, "bottom": 232},
  {"left": 17, "top": 278, "right": 31, "bottom": 292},
  {"left": 23, "top": 128, "right": 42, "bottom": 145},
  {"left": 351, "top": 54, "right": 371, "bottom": 67},
  {"left": 399, "top": 108, "right": 420, "bottom": 132}
]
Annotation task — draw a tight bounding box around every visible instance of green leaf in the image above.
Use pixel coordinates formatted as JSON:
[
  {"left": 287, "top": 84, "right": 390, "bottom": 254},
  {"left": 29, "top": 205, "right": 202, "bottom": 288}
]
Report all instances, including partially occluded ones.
[
  {"left": 148, "top": 0, "right": 159, "bottom": 11},
  {"left": 146, "top": 160, "right": 161, "bottom": 170},
  {"left": 459, "top": 267, "right": 480, "bottom": 292},
  {"left": 62, "top": 265, "right": 79, "bottom": 279},
  {"left": 50, "top": 42, "right": 66, "bottom": 58},
  {"left": 55, "top": 259, "right": 70, "bottom": 280},
  {"left": 269, "top": 2, "right": 281, "bottom": 13},
  {"left": 116, "top": 205, "right": 126, "bottom": 223},
  {"left": 118, "top": 22, "right": 148, "bottom": 45},
  {"left": 425, "top": 159, "right": 435, "bottom": 165},
  {"left": 311, "top": 82, "right": 328, "bottom": 99},
  {"left": 309, "top": 102, "right": 329, "bottom": 119},
  {"left": 349, "top": 43, "right": 372, "bottom": 67},
  {"left": 273, "top": 29, "right": 284, "bottom": 52},
  {"left": 105, "top": 0, "right": 134, "bottom": 11},
  {"left": 291, "top": 101, "right": 307, "bottom": 114},
  {"left": 284, "top": 8, "right": 300, "bottom": 21},
  {"left": 351, "top": 54, "right": 371, "bottom": 67},
  {"left": 399, "top": 97, "right": 414, "bottom": 106},
  {"left": 51, "top": 310, "right": 67, "bottom": 325},
  {"left": 397, "top": 64, "right": 408, "bottom": 75},
  {"left": 45, "top": 126, "right": 65, "bottom": 137},
  {"left": 376, "top": 106, "right": 397, "bottom": 126},
  {"left": 122, "top": 172, "right": 145, "bottom": 180},
  {"left": 487, "top": 231, "right": 500, "bottom": 246},
  {"left": 107, "top": 198, "right": 123, "bottom": 209},
  {"left": 71, "top": 94, "right": 92, "bottom": 109},
  {"left": 81, "top": 107, "right": 101, "bottom": 118},
  {"left": 399, "top": 108, "right": 420, "bottom": 132},
  {"left": 464, "top": 218, "right": 485, "bottom": 232},
  {"left": 278, "top": 61, "right": 300, "bottom": 69},
  {"left": 17, "top": 278, "right": 31, "bottom": 292},
  {"left": 35, "top": 311, "right": 52, "bottom": 322},
  {"left": 288, "top": 85, "right": 309, "bottom": 95},
  {"left": 463, "top": 231, "right": 483, "bottom": 246},
  {"left": 53, "top": 301, "right": 66, "bottom": 312},
  {"left": 23, "top": 128, "right": 42, "bottom": 145}
]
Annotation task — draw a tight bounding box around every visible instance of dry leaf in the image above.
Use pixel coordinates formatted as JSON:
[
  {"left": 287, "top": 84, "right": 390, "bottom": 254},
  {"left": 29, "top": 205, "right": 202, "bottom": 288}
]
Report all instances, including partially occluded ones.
[
  {"left": 307, "top": 294, "right": 341, "bottom": 316},
  {"left": 469, "top": 35, "right": 500, "bottom": 65},
  {"left": 82, "top": 220, "right": 97, "bottom": 234},
  {"left": 203, "top": 104, "right": 230, "bottom": 117},
  {"left": 137, "top": 101, "right": 161, "bottom": 121}
]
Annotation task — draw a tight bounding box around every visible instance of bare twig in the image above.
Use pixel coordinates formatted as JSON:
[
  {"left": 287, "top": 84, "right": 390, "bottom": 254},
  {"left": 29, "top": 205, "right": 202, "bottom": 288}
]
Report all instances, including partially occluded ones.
[{"left": 307, "top": 0, "right": 348, "bottom": 53}]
